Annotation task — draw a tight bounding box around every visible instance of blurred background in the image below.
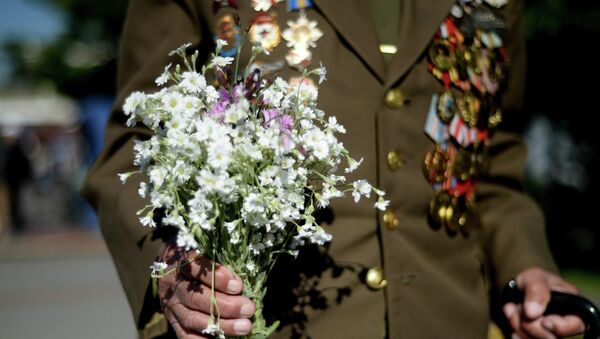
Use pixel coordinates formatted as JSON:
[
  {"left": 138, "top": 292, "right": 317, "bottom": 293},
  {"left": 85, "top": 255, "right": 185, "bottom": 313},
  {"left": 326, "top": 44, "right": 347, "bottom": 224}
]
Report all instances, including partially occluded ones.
[{"left": 0, "top": 0, "right": 598, "bottom": 338}]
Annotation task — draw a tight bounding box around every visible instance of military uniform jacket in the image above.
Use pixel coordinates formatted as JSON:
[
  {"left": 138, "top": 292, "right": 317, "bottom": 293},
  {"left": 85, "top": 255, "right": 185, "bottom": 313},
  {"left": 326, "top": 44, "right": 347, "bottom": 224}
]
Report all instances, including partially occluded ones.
[{"left": 83, "top": 0, "right": 558, "bottom": 338}]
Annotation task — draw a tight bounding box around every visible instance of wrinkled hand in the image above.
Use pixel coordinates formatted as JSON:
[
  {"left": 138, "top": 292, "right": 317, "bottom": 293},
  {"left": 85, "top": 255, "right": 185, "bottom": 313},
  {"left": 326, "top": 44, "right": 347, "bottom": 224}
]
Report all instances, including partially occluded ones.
[
  {"left": 158, "top": 243, "right": 256, "bottom": 338},
  {"left": 503, "top": 267, "right": 586, "bottom": 339}
]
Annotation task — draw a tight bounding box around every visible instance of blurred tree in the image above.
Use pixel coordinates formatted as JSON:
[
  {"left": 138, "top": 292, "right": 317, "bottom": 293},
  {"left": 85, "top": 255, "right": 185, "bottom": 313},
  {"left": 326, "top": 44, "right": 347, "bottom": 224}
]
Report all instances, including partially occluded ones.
[{"left": 1, "top": 0, "right": 127, "bottom": 97}]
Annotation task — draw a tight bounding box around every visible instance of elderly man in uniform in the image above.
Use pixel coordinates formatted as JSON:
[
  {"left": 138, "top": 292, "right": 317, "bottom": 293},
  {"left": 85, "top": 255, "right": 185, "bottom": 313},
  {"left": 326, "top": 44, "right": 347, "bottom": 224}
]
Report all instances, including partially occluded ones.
[{"left": 83, "top": 0, "right": 586, "bottom": 338}]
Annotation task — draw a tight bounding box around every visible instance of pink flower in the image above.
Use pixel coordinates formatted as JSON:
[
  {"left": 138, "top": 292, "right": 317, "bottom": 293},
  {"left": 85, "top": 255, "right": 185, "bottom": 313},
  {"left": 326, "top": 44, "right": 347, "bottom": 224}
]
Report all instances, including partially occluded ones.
[{"left": 280, "top": 115, "right": 294, "bottom": 131}]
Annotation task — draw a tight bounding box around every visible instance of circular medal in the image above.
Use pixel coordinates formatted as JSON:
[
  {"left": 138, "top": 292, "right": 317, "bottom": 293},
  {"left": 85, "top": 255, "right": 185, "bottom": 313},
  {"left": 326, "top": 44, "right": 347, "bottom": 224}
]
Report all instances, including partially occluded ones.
[
  {"left": 282, "top": 13, "right": 323, "bottom": 50},
  {"left": 215, "top": 14, "right": 240, "bottom": 57},
  {"left": 423, "top": 146, "right": 449, "bottom": 184},
  {"left": 249, "top": 12, "right": 281, "bottom": 52},
  {"left": 437, "top": 90, "right": 456, "bottom": 123}
]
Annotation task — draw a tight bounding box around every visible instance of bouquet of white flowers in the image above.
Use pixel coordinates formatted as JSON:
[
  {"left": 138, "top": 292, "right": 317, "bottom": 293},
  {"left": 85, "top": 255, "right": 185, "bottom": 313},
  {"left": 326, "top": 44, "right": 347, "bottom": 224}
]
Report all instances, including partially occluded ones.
[{"left": 119, "top": 40, "right": 388, "bottom": 338}]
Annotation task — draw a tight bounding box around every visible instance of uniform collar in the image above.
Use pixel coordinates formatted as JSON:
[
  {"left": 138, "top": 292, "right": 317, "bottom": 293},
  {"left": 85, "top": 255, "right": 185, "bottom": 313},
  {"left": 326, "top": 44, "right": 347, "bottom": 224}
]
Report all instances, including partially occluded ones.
[{"left": 313, "top": 0, "right": 455, "bottom": 87}]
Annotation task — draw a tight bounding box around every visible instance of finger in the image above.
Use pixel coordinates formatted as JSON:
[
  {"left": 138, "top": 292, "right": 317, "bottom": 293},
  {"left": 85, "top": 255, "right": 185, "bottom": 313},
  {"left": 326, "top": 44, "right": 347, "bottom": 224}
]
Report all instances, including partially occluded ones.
[
  {"left": 179, "top": 256, "right": 243, "bottom": 295},
  {"left": 547, "top": 276, "right": 580, "bottom": 294},
  {"left": 542, "top": 315, "right": 586, "bottom": 337},
  {"left": 504, "top": 303, "right": 526, "bottom": 338},
  {"left": 174, "top": 278, "right": 255, "bottom": 318},
  {"left": 517, "top": 276, "right": 551, "bottom": 320},
  {"left": 164, "top": 307, "right": 208, "bottom": 339},
  {"left": 521, "top": 317, "right": 556, "bottom": 339},
  {"left": 169, "top": 302, "right": 253, "bottom": 336}
]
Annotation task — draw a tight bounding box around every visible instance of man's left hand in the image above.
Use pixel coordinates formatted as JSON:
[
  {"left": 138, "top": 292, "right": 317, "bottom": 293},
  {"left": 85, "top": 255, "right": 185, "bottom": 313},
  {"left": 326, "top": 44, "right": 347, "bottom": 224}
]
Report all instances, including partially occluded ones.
[{"left": 503, "top": 267, "right": 586, "bottom": 339}]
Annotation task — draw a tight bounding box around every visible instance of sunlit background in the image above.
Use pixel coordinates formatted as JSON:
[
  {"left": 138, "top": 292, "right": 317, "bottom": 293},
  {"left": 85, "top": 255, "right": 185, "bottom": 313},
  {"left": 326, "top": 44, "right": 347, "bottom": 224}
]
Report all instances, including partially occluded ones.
[{"left": 0, "top": 0, "right": 598, "bottom": 338}]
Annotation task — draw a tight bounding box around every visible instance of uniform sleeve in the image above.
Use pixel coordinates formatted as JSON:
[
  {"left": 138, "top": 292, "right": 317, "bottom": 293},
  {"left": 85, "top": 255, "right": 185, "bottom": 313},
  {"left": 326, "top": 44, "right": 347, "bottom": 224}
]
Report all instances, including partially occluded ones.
[
  {"left": 81, "top": 0, "right": 210, "bottom": 335},
  {"left": 478, "top": 0, "right": 558, "bottom": 289}
]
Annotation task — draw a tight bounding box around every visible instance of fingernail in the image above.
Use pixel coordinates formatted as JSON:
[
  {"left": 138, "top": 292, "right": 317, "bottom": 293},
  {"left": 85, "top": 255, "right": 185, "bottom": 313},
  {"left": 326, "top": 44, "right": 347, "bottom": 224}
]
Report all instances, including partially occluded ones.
[
  {"left": 525, "top": 302, "right": 544, "bottom": 317},
  {"left": 542, "top": 319, "right": 554, "bottom": 330},
  {"left": 512, "top": 334, "right": 521, "bottom": 339},
  {"left": 504, "top": 304, "right": 514, "bottom": 317},
  {"left": 234, "top": 319, "right": 251, "bottom": 334},
  {"left": 227, "top": 279, "right": 242, "bottom": 294},
  {"left": 240, "top": 303, "right": 255, "bottom": 317}
]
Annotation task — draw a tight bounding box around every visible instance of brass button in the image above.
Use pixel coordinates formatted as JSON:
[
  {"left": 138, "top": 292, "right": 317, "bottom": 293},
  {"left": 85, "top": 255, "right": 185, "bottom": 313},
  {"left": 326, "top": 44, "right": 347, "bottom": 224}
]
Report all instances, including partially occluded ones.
[
  {"left": 387, "top": 150, "right": 406, "bottom": 171},
  {"left": 365, "top": 267, "right": 387, "bottom": 290},
  {"left": 383, "top": 209, "right": 399, "bottom": 230},
  {"left": 384, "top": 88, "right": 406, "bottom": 109}
]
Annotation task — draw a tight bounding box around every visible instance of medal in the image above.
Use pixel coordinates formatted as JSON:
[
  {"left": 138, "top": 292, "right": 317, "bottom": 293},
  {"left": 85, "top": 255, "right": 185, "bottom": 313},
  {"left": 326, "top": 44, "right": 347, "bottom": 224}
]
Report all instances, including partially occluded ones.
[
  {"left": 251, "top": 0, "right": 281, "bottom": 12},
  {"left": 282, "top": 13, "right": 322, "bottom": 69},
  {"left": 437, "top": 90, "right": 457, "bottom": 123},
  {"left": 249, "top": 12, "right": 281, "bottom": 52},
  {"left": 215, "top": 14, "right": 241, "bottom": 57},
  {"left": 423, "top": 145, "right": 449, "bottom": 185},
  {"left": 285, "top": 47, "right": 312, "bottom": 70},
  {"left": 282, "top": 13, "right": 323, "bottom": 50}
]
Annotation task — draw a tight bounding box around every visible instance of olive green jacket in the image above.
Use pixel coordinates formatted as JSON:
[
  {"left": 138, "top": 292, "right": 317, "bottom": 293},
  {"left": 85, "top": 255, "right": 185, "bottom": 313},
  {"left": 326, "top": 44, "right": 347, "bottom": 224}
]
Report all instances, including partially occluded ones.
[{"left": 83, "top": 0, "right": 557, "bottom": 338}]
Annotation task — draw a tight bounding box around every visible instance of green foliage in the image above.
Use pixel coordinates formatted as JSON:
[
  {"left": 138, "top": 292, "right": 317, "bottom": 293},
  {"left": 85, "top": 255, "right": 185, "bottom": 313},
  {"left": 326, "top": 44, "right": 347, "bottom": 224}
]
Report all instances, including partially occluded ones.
[{"left": 1, "top": 0, "right": 127, "bottom": 97}]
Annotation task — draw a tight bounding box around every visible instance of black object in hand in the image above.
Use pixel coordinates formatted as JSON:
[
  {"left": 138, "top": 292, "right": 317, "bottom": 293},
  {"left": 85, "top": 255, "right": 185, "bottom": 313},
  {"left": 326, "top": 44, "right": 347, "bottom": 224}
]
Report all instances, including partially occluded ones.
[{"left": 501, "top": 279, "right": 600, "bottom": 339}]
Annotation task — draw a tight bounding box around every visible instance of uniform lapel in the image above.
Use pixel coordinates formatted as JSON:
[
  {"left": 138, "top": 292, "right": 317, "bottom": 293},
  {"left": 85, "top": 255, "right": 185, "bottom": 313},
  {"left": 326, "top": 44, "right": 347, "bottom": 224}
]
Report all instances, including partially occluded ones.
[
  {"left": 313, "top": 0, "right": 386, "bottom": 82},
  {"left": 385, "top": 0, "right": 455, "bottom": 87}
]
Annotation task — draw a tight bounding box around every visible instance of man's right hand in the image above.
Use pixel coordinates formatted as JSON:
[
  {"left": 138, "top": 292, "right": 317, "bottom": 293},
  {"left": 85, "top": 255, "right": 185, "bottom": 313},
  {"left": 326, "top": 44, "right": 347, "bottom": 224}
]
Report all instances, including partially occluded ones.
[{"left": 158, "top": 243, "right": 256, "bottom": 338}]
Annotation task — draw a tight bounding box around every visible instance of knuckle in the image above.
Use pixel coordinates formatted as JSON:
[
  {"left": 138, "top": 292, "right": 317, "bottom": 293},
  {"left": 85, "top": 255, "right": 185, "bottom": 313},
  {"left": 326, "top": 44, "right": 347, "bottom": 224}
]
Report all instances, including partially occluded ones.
[
  {"left": 190, "top": 291, "right": 209, "bottom": 310},
  {"left": 218, "top": 297, "right": 237, "bottom": 316}
]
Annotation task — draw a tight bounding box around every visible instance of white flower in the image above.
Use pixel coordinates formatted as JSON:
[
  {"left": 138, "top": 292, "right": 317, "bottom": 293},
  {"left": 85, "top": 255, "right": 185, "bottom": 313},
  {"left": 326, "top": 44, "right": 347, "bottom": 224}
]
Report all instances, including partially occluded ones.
[
  {"left": 246, "top": 261, "right": 256, "bottom": 273},
  {"left": 180, "top": 71, "right": 206, "bottom": 93},
  {"left": 177, "top": 231, "right": 199, "bottom": 251},
  {"left": 138, "top": 182, "right": 147, "bottom": 198},
  {"left": 204, "top": 85, "right": 220, "bottom": 103},
  {"left": 344, "top": 157, "right": 363, "bottom": 174},
  {"left": 118, "top": 172, "right": 133, "bottom": 184},
  {"left": 224, "top": 220, "right": 239, "bottom": 233},
  {"left": 213, "top": 56, "right": 234, "bottom": 67},
  {"left": 352, "top": 180, "right": 372, "bottom": 202},
  {"left": 327, "top": 116, "right": 346, "bottom": 134},
  {"left": 310, "top": 230, "right": 332, "bottom": 245},
  {"left": 207, "top": 141, "right": 232, "bottom": 170},
  {"left": 224, "top": 100, "right": 249, "bottom": 123},
  {"left": 182, "top": 96, "right": 201, "bottom": 115},
  {"left": 162, "top": 91, "right": 185, "bottom": 114},
  {"left": 201, "top": 323, "right": 224, "bottom": 339},
  {"left": 215, "top": 39, "right": 228, "bottom": 49},
  {"left": 163, "top": 213, "right": 186, "bottom": 228},
  {"left": 149, "top": 261, "right": 168, "bottom": 278},
  {"left": 140, "top": 212, "right": 156, "bottom": 228},
  {"left": 123, "top": 91, "right": 146, "bottom": 116},
  {"left": 149, "top": 166, "right": 168, "bottom": 188},
  {"left": 315, "top": 63, "right": 327, "bottom": 84},
  {"left": 169, "top": 42, "right": 192, "bottom": 56},
  {"left": 172, "top": 160, "right": 192, "bottom": 183},
  {"left": 374, "top": 197, "right": 390, "bottom": 211},
  {"left": 155, "top": 63, "right": 171, "bottom": 86}
]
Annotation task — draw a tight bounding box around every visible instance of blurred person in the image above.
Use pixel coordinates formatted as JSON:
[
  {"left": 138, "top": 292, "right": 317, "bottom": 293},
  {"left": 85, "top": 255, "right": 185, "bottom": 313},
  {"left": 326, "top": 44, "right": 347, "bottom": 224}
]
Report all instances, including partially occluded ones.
[
  {"left": 84, "top": 0, "right": 586, "bottom": 338},
  {"left": 0, "top": 125, "right": 32, "bottom": 236}
]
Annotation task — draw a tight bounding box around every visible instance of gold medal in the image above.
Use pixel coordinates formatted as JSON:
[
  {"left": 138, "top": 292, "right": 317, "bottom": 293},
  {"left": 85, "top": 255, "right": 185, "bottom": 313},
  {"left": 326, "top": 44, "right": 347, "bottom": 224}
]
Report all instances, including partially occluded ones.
[
  {"left": 249, "top": 12, "right": 281, "bottom": 52},
  {"left": 251, "top": 0, "right": 281, "bottom": 12},
  {"left": 282, "top": 12, "right": 322, "bottom": 68}
]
